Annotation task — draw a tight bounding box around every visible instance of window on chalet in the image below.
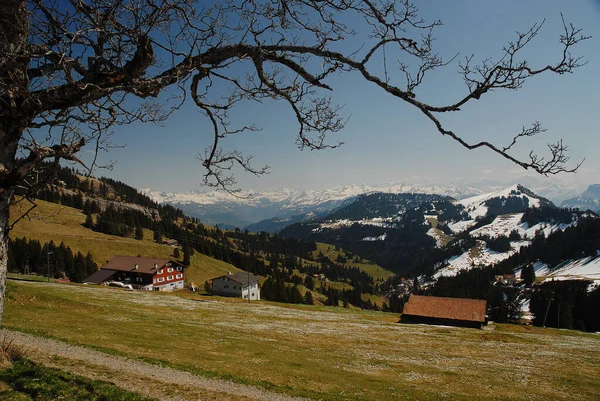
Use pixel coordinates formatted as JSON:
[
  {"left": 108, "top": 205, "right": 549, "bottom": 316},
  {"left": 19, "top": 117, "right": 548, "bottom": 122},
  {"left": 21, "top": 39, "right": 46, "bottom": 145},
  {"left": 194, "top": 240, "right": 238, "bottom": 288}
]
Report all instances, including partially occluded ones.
[
  {"left": 167, "top": 275, "right": 174, "bottom": 280},
  {"left": 167, "top": 267, "right": 174, "bottom": 273},
  {"left": 224, "top": 285, "right": 229, "bottom": 289},
  {"left": 176, "top": 274, "right": 183, "bottom": 279},
  {"left": 157, "top": 269, "right": 163, "bottom": 275},
  {"left": 136, "top": 277, "right": 143, "bottom": 283},
  {"left": 176, "top": 266, "right": 182, "bottom": 271},
  {"left": 157, "top": 277, "right": 165, "bottom": 283}
]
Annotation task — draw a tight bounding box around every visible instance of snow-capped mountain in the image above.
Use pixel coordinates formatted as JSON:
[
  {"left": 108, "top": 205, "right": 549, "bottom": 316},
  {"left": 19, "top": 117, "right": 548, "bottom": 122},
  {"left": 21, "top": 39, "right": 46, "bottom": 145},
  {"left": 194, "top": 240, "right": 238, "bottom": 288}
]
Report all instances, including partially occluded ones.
[
  {"left": 143, "top": 179, "right": 583, "bottom": 229},
  {"left": 142, "top": 187, "right": 362, "bottom": 228},
  {"left": 457, "top": 184, "right": 554, "bottom": 219},
  {"left": 447, "top": 184, "right": 555, "bottom": 233},
  {"left": 560, "top": 184, "right": 600, "bottom": 213},
  {"left": 279, "top": 183, "right": 597, "bottom": 281},
  {"left": 142, "top": 182, "right": 484, "bottom": 228}
]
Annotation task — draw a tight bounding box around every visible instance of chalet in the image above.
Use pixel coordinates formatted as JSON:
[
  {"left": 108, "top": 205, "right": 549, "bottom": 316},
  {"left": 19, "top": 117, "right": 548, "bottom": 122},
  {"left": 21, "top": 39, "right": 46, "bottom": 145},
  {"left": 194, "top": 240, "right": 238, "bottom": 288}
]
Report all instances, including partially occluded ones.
[
  {"left": 400, "top": 295, "right": 487, "bottom": 329},
  {"left": 212, "top": 272, "right": 260, "bottom": 300},
  {"left": 84, "top": 256, "right": 184, "bottom": 291}
]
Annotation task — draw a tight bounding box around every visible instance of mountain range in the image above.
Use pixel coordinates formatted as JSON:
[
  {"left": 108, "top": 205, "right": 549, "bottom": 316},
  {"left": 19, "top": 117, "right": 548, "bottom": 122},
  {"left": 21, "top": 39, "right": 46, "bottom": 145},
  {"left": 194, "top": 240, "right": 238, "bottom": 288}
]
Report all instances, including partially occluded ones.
[
  {"left": 277, "top": 184, "right": 599, "bottom": 284},
  {"left": 143, "top": 178, "right": 591, "bottom": 230},
  {"left": 560, "top": 184, "right": 600, "bottom": 213}
]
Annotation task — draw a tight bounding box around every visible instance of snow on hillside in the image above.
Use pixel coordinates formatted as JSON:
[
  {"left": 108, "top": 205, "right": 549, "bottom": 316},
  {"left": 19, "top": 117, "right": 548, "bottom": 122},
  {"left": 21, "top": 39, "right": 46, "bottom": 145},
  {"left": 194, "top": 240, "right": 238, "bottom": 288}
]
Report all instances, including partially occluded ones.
[
  {"left": 426, "top": 228, "right": 445, "bottom": 247},
  {"left": 536, "top": 255, "right": 600, "bottom": 285},
  {"left": 469, "top": 213, "right": 572, "bottom": 240},
  {"left": 448, "top": 219, "right": 476, "bottom": 233},
  {"left": 434, "top": 240, "right": 530, "bottom": 279},
  {"left": 457, "top": 184, "right": 543, "bottom": 219},
  {"left": 470, "top": 213, "right": 524, "bottom": 238}
]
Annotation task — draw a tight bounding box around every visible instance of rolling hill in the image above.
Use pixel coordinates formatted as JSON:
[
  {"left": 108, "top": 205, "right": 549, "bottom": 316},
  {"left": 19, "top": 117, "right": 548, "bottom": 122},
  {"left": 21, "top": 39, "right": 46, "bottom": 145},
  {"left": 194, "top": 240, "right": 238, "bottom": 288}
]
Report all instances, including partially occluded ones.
[{"left": 9, "top": 198, "right": 242, "bottom": 285}]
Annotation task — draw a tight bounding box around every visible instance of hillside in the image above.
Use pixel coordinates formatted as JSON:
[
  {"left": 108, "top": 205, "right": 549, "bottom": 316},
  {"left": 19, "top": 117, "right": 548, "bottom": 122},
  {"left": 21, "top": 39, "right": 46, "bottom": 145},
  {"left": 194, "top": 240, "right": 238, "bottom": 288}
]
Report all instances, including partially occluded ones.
[
  {"left": 5, "top": 280, "right": 600, "bottom": 401},
  {"left": 9, "top": 199, "right": 241, "bottom": 285},
  {"left": 9, "top": 166, "right": 391, "bottom": 310}
]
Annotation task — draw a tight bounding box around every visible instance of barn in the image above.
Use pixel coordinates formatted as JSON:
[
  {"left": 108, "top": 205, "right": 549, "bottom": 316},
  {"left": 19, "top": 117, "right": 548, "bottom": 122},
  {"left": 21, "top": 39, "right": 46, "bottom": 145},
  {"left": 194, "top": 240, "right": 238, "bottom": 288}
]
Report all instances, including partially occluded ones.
[{"left": 400, "top": 295, "right": 487, "bottom": 329}]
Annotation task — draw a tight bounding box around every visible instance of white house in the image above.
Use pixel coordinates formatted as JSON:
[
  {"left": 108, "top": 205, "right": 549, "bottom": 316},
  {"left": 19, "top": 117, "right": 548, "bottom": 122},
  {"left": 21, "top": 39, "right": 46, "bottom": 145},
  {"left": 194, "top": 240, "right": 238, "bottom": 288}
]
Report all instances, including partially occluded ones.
[{"left": 212, "top": 272, "right": 260, "bottom": 300}]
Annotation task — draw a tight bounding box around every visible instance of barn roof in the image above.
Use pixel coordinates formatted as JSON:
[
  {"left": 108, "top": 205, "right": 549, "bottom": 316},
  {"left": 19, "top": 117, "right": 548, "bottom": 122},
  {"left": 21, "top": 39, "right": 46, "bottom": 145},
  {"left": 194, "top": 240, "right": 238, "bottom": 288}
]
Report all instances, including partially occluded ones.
[
  {"left": 402, "top": 295, "right": 487, "bottom": 323},
  {"left": 100, "top": 256, "right": 173, "bottom": 274}
]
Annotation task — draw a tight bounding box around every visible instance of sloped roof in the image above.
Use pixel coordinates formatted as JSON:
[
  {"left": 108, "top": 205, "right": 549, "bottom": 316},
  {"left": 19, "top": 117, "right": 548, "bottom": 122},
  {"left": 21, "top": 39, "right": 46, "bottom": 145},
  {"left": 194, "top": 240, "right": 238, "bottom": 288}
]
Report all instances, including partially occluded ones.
[
  {"left": 213, "top": 272, "right": 259, "bottom": 285},
  {"left": 84, "top": 269, "right": 116, "bottom": 284},
  {"left": 100, "top": 256, "right": 173, "bottom": 274},
  {"left": 402, "top": 295, "right": 487, "bottom": 323}
]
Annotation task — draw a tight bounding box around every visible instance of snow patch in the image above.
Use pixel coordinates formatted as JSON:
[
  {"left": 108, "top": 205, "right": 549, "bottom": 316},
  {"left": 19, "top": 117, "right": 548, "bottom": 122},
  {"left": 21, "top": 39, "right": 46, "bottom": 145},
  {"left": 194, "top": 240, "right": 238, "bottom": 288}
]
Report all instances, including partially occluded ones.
[
  {"left": 426, "top": 228, "right": 444, "bottom": 248},
  {"left": 362, "top": 233, "right": 388, "bottom": 242}
]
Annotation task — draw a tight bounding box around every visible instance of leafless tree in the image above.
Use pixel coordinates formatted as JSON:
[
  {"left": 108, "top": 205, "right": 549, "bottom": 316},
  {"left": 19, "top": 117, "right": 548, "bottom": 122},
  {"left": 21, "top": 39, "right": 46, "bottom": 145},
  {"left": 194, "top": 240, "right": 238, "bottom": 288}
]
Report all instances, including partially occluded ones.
[{"left": 0, "top": 0, "right": 588, "bottom": 324}]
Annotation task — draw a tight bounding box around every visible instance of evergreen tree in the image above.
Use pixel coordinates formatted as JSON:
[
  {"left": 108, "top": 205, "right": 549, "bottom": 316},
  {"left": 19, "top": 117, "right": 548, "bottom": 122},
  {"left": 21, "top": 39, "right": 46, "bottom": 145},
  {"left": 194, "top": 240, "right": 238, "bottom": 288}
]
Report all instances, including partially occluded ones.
[
  {"left": 183, "top": 245, "right": 191, "bottom": 266},
  {"left": 304, "top": 291, "right": 314, "bottom": 305},
  {"left": 521, "top": 263, "right": 536, "bottom": 286},
  {"left": 153, "top": 228, "right": 163, "bottom": 243},
  {"left": 135, "top": 224, "right": 144, "bottom": 240},
  {"left": 173, "top": 247, "right": 181, "bottom": 259},
  {"left": 84, "top": 213, "right": 94, "bottom": 229}
]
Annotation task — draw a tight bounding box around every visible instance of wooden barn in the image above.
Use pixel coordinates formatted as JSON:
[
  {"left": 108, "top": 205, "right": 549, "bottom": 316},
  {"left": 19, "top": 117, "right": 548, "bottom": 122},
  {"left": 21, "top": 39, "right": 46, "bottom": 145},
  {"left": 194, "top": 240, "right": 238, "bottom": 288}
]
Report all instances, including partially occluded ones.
[{"left": 400, "top": 295, "right": 487, "bottom": 329}]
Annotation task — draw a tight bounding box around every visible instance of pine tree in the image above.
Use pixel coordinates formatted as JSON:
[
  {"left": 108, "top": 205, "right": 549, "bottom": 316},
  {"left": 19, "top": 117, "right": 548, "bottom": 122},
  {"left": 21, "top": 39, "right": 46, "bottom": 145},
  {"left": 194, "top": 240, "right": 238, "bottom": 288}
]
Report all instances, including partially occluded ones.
[
  {"left": 84, "top": 213, "right": 94, "bottom": 229},
  {"left": 173, "top": 247, "right": 181, "bottom": 259},
  {"left": 183, "top": 245, "right": 191, "bottom": 266},
  {"left": 135, "top": 224, "right": 144, "bottom": 240},
  {"left": 521, "top": 263, "right": 536, "bottom": 286},
  {"left": 153, "top": 228, "right": 163, "bottom": 243},
  {"left": 304, "top": 291, "right": 314, "bottom": 305}
]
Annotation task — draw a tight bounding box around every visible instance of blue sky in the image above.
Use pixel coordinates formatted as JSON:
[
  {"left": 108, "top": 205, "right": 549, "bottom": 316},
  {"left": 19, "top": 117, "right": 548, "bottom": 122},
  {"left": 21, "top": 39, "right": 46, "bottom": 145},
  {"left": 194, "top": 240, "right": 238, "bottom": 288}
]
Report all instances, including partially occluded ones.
[{"left": 96, "top": 0, "right": 600, "bottom": 193}]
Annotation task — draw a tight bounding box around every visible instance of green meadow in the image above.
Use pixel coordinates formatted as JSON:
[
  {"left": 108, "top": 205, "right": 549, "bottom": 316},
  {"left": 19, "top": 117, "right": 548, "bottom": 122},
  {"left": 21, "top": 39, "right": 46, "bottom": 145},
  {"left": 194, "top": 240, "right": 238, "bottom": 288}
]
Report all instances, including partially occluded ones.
[{"left": 5, "top": 280, "right": 600, "bottom": 401}]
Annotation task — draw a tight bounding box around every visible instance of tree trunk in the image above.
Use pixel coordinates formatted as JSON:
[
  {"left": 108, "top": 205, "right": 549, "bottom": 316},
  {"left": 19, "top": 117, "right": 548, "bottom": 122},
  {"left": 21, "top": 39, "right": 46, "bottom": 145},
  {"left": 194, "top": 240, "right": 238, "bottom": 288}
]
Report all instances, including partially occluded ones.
[
  {"left": 0, "top": 192, "right": 10, "bottom": 327},
  {"left": 0, "top": 0, "right": 28, "bottom": 327}
]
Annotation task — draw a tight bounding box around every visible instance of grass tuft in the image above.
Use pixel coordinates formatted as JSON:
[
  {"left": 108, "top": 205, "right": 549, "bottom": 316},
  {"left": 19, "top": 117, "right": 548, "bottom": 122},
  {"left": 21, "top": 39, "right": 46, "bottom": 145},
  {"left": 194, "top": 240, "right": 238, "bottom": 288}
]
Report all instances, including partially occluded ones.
[{"left": 0, "top": 334, "right": 26, "bottom": 365}]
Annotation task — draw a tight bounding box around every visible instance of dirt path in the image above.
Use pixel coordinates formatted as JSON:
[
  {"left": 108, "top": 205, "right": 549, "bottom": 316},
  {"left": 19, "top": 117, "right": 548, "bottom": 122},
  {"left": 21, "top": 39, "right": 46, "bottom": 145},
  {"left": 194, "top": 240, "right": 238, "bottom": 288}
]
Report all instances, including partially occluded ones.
[{"left": 3, "top": 330, "right": 313, "bottom": 401}]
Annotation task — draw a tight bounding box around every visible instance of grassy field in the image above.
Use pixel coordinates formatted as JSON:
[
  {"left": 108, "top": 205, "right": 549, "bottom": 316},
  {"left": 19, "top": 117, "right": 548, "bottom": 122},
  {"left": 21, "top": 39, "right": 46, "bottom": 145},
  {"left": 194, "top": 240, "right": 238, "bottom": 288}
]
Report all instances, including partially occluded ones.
[
  {"left": 7, "top": 273, "right": 55, "bottom": 283},
  {"left": 313, "top": 242, "right": 393, "bottom": 281},
  {"left": 0, "top": 358, "right": 154, "bottom": 400},
  {"left": 5, "top": 281, "right": 600, "bottom": 401},
  {"left": 9, "top": 199, "right": 240, "bottom": 285}
]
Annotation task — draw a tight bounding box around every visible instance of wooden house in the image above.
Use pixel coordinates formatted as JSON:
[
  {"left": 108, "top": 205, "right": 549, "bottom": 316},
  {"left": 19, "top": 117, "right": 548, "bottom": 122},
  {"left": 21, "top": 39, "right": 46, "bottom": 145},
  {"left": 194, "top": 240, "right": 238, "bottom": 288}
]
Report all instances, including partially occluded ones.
[{"left": 84, "top": 256, "right": 184, "bottom": 291}]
